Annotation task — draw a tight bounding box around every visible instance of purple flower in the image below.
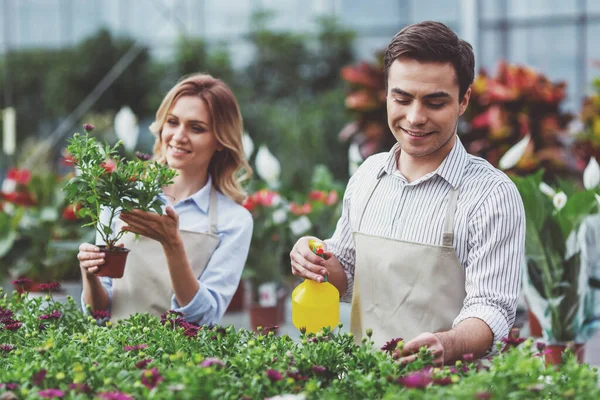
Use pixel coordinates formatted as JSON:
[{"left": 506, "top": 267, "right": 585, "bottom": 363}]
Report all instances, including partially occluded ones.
[
  {"left": 92, "top": 310, "right": 110, "bottom": 319},
  {"left": 38, "top": 310, "right": 62, "bottom": 320},
  {"left": 135, "top": 358, "right": 153, "bottom": 369},
  {"left": 311, "top": 365, "right": 328, "bottom": 376},
  {"left": 286, "top": 370, "right": 308, "bottom": 381},
  {"left": 266, "top": 369, "right": 283, "bottom": 381},
  {"left": 39, "top": 389, "right": 65, "bottom": 398},
  {"left": 381, "top": 337, "right": 402, "bottom": 354},
  {"left": 1, "top": 383, "right": 19, "bottom": 390},
  {"left": 11, "top": 278, "right": 32, "bottom": 286},
  {"left": 69, "top": 383, "right": 92, "bottom": 394},
  {"left": 433, "top": 376, "right": 453, "bottom": 386},
  {"left": 0, "top": 344, "right": 14, "bottom": 353},
  {"left": 200, "top": 357, "right": 225, "bottom": 368},
  {"left": 83, "top": 123, "right": 95, "bottom": 132},
  {"left": 141, "top": 368, "right": 164, "bottom": 389},
  {"left": 32, "top": 369, "right": 47, "bottom": 386},
  {"left": 475, "top": 391, "right": 492, "bottom": 399},
  {"left": 39, "top": 282, "right": 61, "bottom": 292},
  {"left": 98, "top": 391, "right": 134, "bottom": 400},
  {"left": 135, "top": 151, "right": 152, "bottom": 161},
  {"left": 536, "top": 341, "right": 546, "bottom": 351},
  {"left": 124, "top": 344, "right": 148, "bottom": 352},
  {"left": 462, "top": 353, "right": 474, "bottom": 362},
  {"left": 396, "top": 370, "right": 433, "bottom": 389},
  {"left": 501, "top": 328, "right": 526, "bottom": 352},
  {"left": 4, "top": 322, "right": 22, "bottom": 331},
  {"left": 0, "top": 309, "right": 13, "bottom": 319}
]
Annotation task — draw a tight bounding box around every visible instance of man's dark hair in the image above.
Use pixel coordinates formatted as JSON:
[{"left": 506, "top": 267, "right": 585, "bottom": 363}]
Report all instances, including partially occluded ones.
[{"left": 383, "top": 21, "right": 474, "bottom": 100}]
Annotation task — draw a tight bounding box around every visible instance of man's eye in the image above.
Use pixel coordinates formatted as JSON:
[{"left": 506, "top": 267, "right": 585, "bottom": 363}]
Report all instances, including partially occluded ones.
[
  {"left": 394, "top": 99, "right": 410, "bottom": 105},
  {"left": 428, "top": 103, "right": 445, "bottom": 109}
]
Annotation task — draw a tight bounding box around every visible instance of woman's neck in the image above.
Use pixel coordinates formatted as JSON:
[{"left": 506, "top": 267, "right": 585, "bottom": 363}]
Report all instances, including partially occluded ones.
[{"left": 163, "top": 170, "right": 209, "bottom": 203}]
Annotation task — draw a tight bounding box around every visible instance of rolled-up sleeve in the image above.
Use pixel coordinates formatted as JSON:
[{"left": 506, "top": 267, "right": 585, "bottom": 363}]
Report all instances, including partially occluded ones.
[
  {"left": 171, "top": 209, "right": 253, "bottom": 325},
  {"left": 325, "top": 170, "right": 359, "bottom": 303},
  {"left": 453, "top": 181, "right": 525, "bottom": 345}
]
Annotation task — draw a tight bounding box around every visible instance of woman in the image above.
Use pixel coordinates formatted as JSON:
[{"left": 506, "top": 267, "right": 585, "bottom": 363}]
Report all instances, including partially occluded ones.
[{"left": 77, "top": 74, "right": 253, "bottom": 325}]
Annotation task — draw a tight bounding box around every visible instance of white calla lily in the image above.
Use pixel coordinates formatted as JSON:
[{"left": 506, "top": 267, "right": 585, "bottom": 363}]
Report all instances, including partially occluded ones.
[
  {"left": 255, "top": 145, "right": 281, "bottom": 188},
  {"left": 289, "top": 216, "right": 312, "bottom": 236},
  {"left": 114, "top": 106, "right": 140, "bottom": 152},
  {"left": 583, "top": 157, "right": 600, "bottom": 190},
  {"left": 538, "top": 182, "right": 556, "bottom": 198},
  {"left": 499, "top": 134, "right": 531, "bottom": 170},
  {"left": 553, "top": 191, "right": 567, "bottom": 210},
  {"left": 242, "top": 132, "right": 254, "bottom": 160}
]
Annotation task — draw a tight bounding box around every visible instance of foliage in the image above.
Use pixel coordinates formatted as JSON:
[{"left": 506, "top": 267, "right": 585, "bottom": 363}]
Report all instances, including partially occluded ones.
[
  {"left": 512, "top": 170, "right": 599, "bottom": 342},
  {"left": 461, "top": 61, "right": 575, "bottom": 181},
  {"left": 62, "top": 129, "right": 176, "bottom": 249},
  {"left": 0, "top": 292, "right": 598, "bottom": 399},
  {"left": 573, "top": 76, "right": 600, "bottom": 169},
  {"left": 0, "top": 167, "right": 93, "bottom": 282}
]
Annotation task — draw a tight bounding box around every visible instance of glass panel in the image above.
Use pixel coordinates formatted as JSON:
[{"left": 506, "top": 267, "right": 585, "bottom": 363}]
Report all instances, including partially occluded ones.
[
  {"left": 261, "top": 0, "right": 315, "bottom": 31},
  {"left": 507, "top": 0, "right": 578, "bottom": 18},
  {"left": 481, "top": 0, "right": 504, "bottom": 21},
  {"left": 587, "top": 0, "right": 600, "bottom": 13},
  {"left": 353, "top": 35, "right": 389, "bottom": 63},
  {"left": 508, "top": 26, "right": 578, "bottom": 111},
  {"left": 72, "top": 0, "right": 104, "bottom": 44},
  {"left": 586, "top": 23, "right": 600, "bottom": 96},
  {"left": 411, "top": 0, "right": 460, "bottom": 23},
  {"left": 340, "top": 0, "right": 407, "bottom": 30},
  {"left": 204, "top": 0, "right": 253, "bottom": 39},
  {"left": 479, "top": 29, "right": 503, "bottom": 75},
  {"left": 15, "top": 0, "right": 62, "bottom": 47}
]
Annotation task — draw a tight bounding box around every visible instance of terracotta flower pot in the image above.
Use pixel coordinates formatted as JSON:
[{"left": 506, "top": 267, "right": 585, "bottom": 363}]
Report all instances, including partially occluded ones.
[
  {"left": 226, "top": 280, "right": 247, "bottom": 313},
  {"left": 528, "top": 309, "right": 543, "bottom": 337},
  {"left": 249, "top": 304, "right": 279, "bottom": 334},
  {"left": 544, "top": 343, "right": 585, "bottom": 365},
  {"left": 96, "top": 246, "right": 130, "bottom": 278}
]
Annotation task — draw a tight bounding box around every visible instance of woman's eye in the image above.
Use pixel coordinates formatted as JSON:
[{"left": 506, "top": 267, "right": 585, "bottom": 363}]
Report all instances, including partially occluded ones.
[
  {"left": 167, "top": 120, "right": 177, "bottom": 126},
  {"left": 191, "top": 126, "right": 205, "bottom": 133}
]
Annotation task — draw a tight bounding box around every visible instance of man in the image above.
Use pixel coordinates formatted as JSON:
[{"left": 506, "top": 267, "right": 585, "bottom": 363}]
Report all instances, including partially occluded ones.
[{"left": 290, "top": 21, "right": 525, "bottom": 365}]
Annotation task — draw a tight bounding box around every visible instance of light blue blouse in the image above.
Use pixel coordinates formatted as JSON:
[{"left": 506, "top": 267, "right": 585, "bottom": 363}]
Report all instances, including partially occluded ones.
[{"left": 81, "top": 176, "right": 253, "bottom": 325}]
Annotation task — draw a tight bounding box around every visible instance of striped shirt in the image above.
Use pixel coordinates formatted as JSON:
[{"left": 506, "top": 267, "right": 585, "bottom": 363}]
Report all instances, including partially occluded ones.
[{"left": 325, "top": 136, "right": 525, "bottom": 344}]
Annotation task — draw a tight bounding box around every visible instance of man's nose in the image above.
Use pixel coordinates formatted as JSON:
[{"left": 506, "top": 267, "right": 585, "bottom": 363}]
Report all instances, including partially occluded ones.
[{"left": 406, "top": 103, "right": 427, "bottom": 126}]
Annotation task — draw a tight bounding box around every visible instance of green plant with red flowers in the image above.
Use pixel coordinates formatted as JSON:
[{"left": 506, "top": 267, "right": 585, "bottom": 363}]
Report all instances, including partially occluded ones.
[{"left": 63, "top": 126, "right": 177, "bottom": 250}]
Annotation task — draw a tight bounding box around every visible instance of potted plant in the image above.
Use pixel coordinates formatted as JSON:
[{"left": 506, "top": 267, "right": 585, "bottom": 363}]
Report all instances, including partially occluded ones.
[
  {"left": 62, "top": 125, "right": 176, "bottom": 278},
  {"left": 511, "top": 168, "right": 600, "bottom": 364}
]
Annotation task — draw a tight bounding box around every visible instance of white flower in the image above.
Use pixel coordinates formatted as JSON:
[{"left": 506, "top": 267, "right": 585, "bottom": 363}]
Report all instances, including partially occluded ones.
[
  {"left": 40, "top": 207, "right": 58, "bottom": 222},
  {"left": 289, "top": 215, "right": 312, "bottom": 236},
  {"left": 499, "top": 134, "right": 531, "bottom": 170},
  {"left": 242, "top": 132, "right": 254, "bottom": 159},
  {"left": 255, "top": 145, "right": 281, "bottom": 188},
  {"left": 553, "top": 191, "right": 567, "bottom": 210},
  {"left": 1, "top": 178, "right": 16, "bottom": 193},
  {"left": 538, "top": 182, "right": 556, "bottom": 198},
  {"left": 348, "top": 142, "right": 363, "bottom": 176},
  {"left": 114, "top": 106, "right": 140, "bottom": 152},
  {"left": 567, "top": 119, "right": 585, "bottom": 136},
  {"left": 272, "top": 208, "right": 287, "bottom": 224},
  {"left": 268, "top": 395, "right": 306, "bottom": 400},
  {"left": 583, "top": 157, "right": 600, "bottom": 190}
]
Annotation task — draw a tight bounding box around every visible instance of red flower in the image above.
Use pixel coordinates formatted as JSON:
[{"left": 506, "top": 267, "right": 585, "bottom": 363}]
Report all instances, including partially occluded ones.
[
  {"left": 100, "top": 159, "right": 117, "bottom": 173},
  {"left": 309, "top": 190, "right": 325, "bottom": 201},
  {"left": 61, "top": 151, "right": 77, "bottom": 166},
  {"left": 38, "top": 311, "right": 62, "bottom": 320},
  {"left": 4, "top": 322, "right": 22, "bottom": 331},
  {"left": 141, "top": 368, "right": 164, "bottom": 389},
  {"left": 11, "top": 278, "right": 32, "bottom": 286},
  {"left": 381, "top": 337, "right": 402, "bottom": 354},
  {"left": 32, "top": 369, "right": 47, "bottom": 386},
  {"left": 83, "top": 123, "right": 95, "bottom": 132},
  {"left": 311, "top": 365, "right": 328, "bottom": 376},
  {"left": 325, "top": 190, "right": 338, "bottom": 205},
  {"left": 1, "top": 191, "right": 36, "bottom": 206},
  {"left": 254, "top": 189, "right": 280, "bottom": 207},
  {"left": 242, "top": 196, "right": 256, "bottom": 211},
  {"left": 6, "top": 168, "right": 31, "bottom": 185},
  {"left": 39, "top": 282, "right": 61, "bottom": 292},
  {"left": 501, "top": 328, "right": 526, "bottom": 352},
  {"left": 289, "top": 202, "right": 312, "bottom": 215},
  {"left": 62, "top": 204, "right": 80, "bottom": 221},
  {"left": 135, "top": 358, "right": 153, "bottom": 369}
]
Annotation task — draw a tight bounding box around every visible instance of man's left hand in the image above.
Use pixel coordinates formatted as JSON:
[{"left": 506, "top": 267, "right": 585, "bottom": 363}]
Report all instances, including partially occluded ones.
[
  {"left": 399, "top": 332, "right": 444, "bottom": 366},
  {"left": 119, "top": 207, "right": 180, "bottom": 248}
]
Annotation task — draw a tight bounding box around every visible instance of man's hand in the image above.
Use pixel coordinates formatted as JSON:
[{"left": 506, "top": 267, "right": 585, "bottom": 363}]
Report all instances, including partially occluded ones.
[
  {"left": 289, "top": 236, "right": 329, "bottom": 282},
  {"left": 399, "top": 332, "right": 444, "bottom": 366}
]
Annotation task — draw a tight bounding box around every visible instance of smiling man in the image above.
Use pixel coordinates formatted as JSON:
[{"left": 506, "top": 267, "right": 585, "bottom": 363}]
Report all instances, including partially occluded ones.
[{"left": 290, "top": 21, "right": 525, "bottom": 365}]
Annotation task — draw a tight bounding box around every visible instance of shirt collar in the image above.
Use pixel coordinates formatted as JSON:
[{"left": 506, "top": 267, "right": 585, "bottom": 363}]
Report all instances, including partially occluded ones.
[
  {"left": 381, "top": 136, "right": 469, "bottom": 189},
  {"left": 159, "top": 175, "right": 212, "bottom": 213}
]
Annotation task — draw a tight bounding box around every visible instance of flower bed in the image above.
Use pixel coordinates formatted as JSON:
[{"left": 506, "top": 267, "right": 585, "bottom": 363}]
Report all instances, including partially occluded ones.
[{"left": 0, "top": 291, "right": 598, "bottom": 399}]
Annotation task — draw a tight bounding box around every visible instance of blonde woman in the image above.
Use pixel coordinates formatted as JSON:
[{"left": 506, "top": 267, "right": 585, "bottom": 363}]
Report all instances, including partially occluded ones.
[{"left": 77, "top": 74, "right": 253, "bottom": 324}]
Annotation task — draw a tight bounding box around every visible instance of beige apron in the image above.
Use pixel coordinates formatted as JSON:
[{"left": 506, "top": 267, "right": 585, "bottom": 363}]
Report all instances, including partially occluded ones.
[
  {"left": 111, "top": 187, "right": 221, "bottom": 321},
  {"left": 350, "top": 167, "right": 466, "bottom": 347}
]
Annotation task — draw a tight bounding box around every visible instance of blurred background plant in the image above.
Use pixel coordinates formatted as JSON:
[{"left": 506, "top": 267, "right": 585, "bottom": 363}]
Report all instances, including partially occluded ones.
[{"left": 572, "top": 74, "right": 600, "bottom": 171}]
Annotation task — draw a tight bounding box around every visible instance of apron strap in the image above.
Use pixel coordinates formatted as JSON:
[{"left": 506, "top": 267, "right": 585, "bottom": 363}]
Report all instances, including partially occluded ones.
[
  {"left": 357, "top": 167, "right": 385, "bottom": 232},
  {"left": 208, "top": 186, "right": 218, "bottom": 235},
  {"left": 442, "top": 187, "right": 459, "bottom": 247}
]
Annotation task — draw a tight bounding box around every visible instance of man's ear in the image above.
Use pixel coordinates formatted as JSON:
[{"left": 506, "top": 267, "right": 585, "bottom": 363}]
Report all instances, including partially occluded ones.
[{"left": 458, "top": 86, "right": 472, "bottom": 116}]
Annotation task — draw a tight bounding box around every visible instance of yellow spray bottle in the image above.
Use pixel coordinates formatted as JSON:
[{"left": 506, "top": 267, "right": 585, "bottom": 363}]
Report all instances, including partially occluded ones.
[{"left": 292, "top": 239, "right": 340, "bottom": 333}]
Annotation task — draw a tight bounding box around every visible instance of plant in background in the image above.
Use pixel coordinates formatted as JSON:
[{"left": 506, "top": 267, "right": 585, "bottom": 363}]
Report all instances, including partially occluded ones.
[
  {"left": 461, "top": 61, "right": 575, "bottom": 180},
  {"left": 512, "top": 164, "right": 600, "bottom": 344},
  {"left": 572, "top": 74, "right": 600, "bottom": 170},
  {"left": 63, "top": 126, "right": 177, "bottom": 250}
]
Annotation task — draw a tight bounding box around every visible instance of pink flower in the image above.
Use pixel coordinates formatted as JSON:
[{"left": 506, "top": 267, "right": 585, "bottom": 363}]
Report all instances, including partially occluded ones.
[
  {"left": 83, "top": 123, "right": 95, "bottom": 132},
  {"left": 38, "top": 310, "right": 62, "bottom": 320},
  {"left": 200, "top": 358, "right": 225, "bottom": 368},
  {"left": 135, "top": 358, "right": 153, "bottom": 369},
  {"left": 462, "top": 353, "right": 474, "bottom": 362},
  {"left": 91, "top": 310, "right": 110, "bottom": 319},
  {"left": 0, "top": 344, "right": 14, "bottom": 353},
  {"left": 266, "top": 369, "right": 283, "bottom": 381},
  {"left": 98, "top": 391, "right": 134, "bottom": 400},
  {"left": 32, "top": 369, "right": 47, "bottom": 386},
  {"left": 311, "top": 365, "right": 328, "bottom": 376},
  {"left": 11, "top": 278, "right": 32, "bottom": 286},
  {"left": 124, "top": 344, "right": 148, "bottom": 352},
  {"left": 4, "top": 322, "right": 22, "bottom": 331},
  {"left": 0, "top": 309, "right": 13, "bottom": 319},
  {"left": 38, "top": 389, "right": 65, "bottom": 398},
  {"left": 501, "top": 328, "right": 526, "bottom": 352},
  {"left": 141, "top": 368, "right": 164, "bottom": 389},
  {"left": 1, "top": 383, "right": 19, "bottom": 390},
  {"left": 135, "top": 151, "right": 152, "bottom": 161},
  {"left": 396, "top": 370, "right": 433, "bottom": 389}
]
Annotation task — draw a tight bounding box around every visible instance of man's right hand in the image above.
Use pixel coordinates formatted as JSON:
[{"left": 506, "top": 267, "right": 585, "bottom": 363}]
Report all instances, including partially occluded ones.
[{"left": 290, "top": 236, "right": 331, "bottom": 283}]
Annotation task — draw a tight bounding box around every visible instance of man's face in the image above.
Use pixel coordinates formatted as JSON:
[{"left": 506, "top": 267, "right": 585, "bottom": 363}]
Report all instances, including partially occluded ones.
[{"left": 386, "top": 57, "right": 470, "bottom": 159}]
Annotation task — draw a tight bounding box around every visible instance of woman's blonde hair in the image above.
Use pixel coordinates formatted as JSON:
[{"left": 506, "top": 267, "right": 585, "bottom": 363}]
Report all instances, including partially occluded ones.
[{"left": 149, "top": 73, "right": 252, "bottom": 205}]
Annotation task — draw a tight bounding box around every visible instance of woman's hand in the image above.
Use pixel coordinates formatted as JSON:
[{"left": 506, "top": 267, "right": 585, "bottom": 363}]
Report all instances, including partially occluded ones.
[
  {"left": 119, "top": 206, "right": 181, "bottom": 248},
  {"left": 77, "top": 243, "right": 105, "bottom": 275}
]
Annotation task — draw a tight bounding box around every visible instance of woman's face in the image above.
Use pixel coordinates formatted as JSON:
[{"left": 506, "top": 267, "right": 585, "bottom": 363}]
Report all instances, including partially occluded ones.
[{"left": 161, "top": 95, "right": 221, "bottom": 175}]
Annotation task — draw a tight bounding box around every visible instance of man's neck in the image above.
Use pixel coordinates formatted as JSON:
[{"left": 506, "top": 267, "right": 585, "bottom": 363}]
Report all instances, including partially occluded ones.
[{"left": 397, "top": 136, "right": 456, "bottom": 183}]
